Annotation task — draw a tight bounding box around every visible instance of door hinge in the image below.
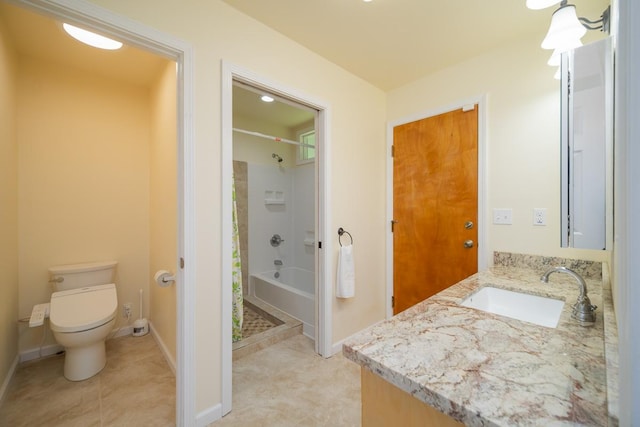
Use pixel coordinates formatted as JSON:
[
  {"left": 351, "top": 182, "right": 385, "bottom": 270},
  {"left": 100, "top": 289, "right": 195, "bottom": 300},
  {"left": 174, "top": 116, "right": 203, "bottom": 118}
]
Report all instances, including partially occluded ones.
[
  {"left": 318, "top": 241, "right": 322, "bottom": 249},
  {"left": 391, "top": 295, "right": 395, "bottom": 308},
  {"left": 391, "top": 145, "right": 395, "bottom": 157},
  {"left": 391, "top": 220, "right": 397, "bottom": 233},
  {"left": 180, "top": 257, "right": 184, "bottom": 269}
]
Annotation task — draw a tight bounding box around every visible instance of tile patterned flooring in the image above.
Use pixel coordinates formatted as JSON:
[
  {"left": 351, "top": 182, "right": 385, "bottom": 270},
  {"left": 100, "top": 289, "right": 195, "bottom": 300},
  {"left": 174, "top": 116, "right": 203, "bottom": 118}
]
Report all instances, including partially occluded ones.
[
  {"left": 1, "top": 331, "right": 361, "bottom": 426},
  {"left": 0, "top": 334, "right": 175, "bottom": 426},
  {"left": 216, "top": 334, "right": 361, "bottom": 426},
  {"left": 241, "top": 304, "right": 277, "bottom": 339}
]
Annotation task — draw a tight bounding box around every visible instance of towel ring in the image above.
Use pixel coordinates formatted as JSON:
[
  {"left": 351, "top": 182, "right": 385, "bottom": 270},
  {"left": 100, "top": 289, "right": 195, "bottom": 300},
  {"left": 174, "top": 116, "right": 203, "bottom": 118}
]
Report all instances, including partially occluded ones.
[{"left": 338, "top": 227, "right": 353, "bottom": 246}]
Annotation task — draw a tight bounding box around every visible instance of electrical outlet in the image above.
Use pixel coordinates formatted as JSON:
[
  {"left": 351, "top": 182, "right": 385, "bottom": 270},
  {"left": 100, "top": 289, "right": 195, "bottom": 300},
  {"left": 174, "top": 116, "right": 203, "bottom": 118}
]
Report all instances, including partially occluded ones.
[
  {"left": 123, "top": 303, "right": 132, "bottom": 318},
  {"left": 533, "top": 208, "right": 547, "bottom": 226},
  {"left": 493, "top": 208, "right": 513, "bottom": 225}
]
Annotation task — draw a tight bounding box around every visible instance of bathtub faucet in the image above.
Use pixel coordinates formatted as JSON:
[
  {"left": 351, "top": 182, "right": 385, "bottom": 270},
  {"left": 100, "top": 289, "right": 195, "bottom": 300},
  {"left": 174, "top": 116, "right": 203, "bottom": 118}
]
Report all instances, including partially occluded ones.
[{"left": 274, "top": 259, "right": 283, "bottom": 266}]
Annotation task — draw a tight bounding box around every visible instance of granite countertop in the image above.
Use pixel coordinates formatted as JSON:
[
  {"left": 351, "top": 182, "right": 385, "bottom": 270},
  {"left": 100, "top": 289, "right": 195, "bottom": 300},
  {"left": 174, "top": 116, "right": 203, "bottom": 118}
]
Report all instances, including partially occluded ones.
[{"left": 343, "top": 262, "right": 617, "bottom": 426}]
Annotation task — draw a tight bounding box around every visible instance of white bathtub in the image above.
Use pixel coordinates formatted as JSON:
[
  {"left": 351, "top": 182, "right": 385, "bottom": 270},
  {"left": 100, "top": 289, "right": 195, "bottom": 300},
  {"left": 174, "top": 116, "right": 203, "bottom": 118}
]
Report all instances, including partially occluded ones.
[{"left": 251, "top": 267, "right": 314, "bottom": 337}]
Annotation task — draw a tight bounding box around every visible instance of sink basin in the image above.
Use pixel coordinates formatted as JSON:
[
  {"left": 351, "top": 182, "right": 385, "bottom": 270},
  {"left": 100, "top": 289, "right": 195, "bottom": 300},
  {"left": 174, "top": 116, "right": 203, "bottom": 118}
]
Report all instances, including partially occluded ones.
[{"left": 460, "top": 286, "right": 565, "bottom": 328}]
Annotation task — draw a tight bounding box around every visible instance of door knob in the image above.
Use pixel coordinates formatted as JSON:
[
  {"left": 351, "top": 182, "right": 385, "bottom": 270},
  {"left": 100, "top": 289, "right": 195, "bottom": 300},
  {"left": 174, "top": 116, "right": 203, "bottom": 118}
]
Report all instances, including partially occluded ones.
[{"left": 463, "top": 240, "right": 474, "bottom": 248}]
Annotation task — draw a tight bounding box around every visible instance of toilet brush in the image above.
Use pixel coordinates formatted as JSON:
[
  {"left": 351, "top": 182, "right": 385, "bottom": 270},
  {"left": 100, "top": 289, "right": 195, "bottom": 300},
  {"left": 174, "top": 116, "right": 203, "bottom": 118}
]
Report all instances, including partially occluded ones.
[{"left": 133, "top": 289, "right": 149, "bottom": 337}]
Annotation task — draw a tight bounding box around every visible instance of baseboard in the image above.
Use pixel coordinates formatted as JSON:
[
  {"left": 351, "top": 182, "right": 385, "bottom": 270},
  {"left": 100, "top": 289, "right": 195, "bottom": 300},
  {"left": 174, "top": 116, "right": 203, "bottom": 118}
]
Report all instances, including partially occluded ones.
[
  {"left": 332, "top": 338, "right": 345, "bottom": 356},
  {"left": 19, "top": 343, "right": 65, "bottom": 363},
  {"left": 149, "top": 321, "right": 176, "bottom": 375},
  {"left": 196, "top": 403, "right": 222, "bottom": 427},
  {"left": 0, "top": 354, "right": 19, "bottom": 406}
]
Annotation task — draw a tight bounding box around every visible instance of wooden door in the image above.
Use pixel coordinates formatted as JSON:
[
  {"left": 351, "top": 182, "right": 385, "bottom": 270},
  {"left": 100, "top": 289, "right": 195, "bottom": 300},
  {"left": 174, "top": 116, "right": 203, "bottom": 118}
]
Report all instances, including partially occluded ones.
[{"left": 393, "top": 107, "right": 478, "bottom": 314}]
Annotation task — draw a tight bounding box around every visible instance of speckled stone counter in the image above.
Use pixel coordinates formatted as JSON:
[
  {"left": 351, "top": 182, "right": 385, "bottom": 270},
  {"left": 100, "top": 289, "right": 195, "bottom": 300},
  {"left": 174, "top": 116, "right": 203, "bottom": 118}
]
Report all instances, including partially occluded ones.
[{"left": 344, "top": 254, "right": 618, "bottom": 427}]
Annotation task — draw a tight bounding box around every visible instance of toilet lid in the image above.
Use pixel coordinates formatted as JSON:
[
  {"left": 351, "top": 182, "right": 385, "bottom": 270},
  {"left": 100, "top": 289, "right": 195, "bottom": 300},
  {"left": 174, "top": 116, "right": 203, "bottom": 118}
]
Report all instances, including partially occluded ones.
[{"left": 50, "top": 283, "right": 118, "bottom": 333}]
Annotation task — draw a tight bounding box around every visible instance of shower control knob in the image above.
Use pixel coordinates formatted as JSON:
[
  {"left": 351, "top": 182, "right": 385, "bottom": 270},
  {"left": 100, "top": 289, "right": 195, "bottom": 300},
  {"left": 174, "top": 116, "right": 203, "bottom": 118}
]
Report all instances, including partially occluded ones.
[{"left": 270, "top": 234, "right": 285, "bottom": 247}]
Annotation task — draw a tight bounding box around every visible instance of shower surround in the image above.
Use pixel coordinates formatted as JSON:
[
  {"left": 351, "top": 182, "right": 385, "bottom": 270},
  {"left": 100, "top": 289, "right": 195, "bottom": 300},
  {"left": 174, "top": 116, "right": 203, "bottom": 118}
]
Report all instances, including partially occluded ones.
[{"left": 233, "top": 160, "right": 315, "bottom": 338}]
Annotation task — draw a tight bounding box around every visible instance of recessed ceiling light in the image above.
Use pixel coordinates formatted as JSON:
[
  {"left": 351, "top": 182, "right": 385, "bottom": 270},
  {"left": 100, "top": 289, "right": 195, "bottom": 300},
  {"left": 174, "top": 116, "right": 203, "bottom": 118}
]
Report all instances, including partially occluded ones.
[
  {"left": 63, "top": 23, "right": 123, "bottom": 50},
  {"left": 261, "top": 95, "right": 275, "bottom": 103}
]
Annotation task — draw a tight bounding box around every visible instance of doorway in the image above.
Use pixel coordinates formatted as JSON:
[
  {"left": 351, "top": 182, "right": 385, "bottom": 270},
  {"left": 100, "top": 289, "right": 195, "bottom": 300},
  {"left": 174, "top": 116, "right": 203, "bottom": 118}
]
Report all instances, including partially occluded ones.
[
  {"left": 231, "top": 81, "right": 318, "bottom": 356},
  {"left": 7, "top": 1, "right": 196, "bottom": 425},
  {"left": 387, "top": 99, "right": 487, "bottom": 316},
  {"left": 221, "top": 62, "right": 332, "bottom": 415}
]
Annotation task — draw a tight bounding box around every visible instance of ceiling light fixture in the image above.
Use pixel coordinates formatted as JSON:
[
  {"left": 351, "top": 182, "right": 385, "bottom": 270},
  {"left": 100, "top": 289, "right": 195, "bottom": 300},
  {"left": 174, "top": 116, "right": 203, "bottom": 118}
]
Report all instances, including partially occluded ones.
[
  {"left": 260, "top": 95, "right": 275, "bottom": 103},
  {"left": 62, "top": 23, "right": 123, "bottom": 50}
]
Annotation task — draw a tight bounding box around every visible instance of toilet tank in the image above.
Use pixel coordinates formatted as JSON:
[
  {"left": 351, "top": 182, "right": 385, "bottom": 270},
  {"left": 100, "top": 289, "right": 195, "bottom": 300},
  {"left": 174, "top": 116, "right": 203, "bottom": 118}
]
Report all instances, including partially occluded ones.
[{"left": 49, "top": 260, "right": 118, "bottom": 291}]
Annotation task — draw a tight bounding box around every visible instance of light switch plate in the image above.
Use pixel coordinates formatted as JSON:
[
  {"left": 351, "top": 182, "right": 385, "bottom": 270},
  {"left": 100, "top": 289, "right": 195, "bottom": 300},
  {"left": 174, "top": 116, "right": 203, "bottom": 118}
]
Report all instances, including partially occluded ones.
[{"left": 493, "top": 208, "right": 513, "bottom": 225}]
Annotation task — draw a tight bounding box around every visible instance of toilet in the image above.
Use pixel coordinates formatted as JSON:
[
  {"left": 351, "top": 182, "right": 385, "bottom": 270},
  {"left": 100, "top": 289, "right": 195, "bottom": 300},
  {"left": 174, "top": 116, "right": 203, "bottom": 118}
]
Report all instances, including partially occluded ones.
[{"left": 48, "top": 260, "right": 118, "bottom": 381}]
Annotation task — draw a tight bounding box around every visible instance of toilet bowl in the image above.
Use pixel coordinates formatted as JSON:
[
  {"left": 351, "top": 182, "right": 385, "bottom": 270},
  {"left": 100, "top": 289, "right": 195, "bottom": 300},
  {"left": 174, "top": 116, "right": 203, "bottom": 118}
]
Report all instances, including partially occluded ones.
[{"left": 48, "top": 261, "right": 118, "bottom": 381}]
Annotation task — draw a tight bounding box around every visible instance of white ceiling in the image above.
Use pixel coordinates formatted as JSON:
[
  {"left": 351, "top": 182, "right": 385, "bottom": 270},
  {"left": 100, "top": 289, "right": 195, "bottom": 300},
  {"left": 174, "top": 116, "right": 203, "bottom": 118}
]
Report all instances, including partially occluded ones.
[{"left": 221, "top": 0, "right": 610, "bottom": 91}]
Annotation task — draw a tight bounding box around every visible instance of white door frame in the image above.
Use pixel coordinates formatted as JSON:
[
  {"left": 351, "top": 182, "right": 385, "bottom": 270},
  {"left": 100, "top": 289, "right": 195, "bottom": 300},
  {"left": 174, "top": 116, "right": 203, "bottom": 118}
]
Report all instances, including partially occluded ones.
[
  {"left": 10, "top": 0, "right": 196, "bottom": 424},
  {"left": 386, "top": 96, "right": 488, "bottom": 318},
  {"left": 221, "top": 61, "right": 333, "bottom": 415}
]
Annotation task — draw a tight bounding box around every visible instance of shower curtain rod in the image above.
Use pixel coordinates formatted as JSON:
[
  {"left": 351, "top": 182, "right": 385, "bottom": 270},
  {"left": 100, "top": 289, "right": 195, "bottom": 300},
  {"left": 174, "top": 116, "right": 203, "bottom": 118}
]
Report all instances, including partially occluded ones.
[{"left": 233, "top": 127, "right": 314, "bottom": 148}]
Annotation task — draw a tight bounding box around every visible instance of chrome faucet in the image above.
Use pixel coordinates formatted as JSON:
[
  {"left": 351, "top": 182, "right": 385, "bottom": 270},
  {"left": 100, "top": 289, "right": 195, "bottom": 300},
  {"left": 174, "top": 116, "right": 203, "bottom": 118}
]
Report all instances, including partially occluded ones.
[{"left": 540, "top": 266, "right": 597, "bottom": 325}]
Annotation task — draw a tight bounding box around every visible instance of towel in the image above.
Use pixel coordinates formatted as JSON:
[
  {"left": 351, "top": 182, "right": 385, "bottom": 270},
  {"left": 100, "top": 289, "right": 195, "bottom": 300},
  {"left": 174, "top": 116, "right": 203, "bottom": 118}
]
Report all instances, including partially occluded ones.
[{"left": 336, "top": 244, "right": 355, "bottom": 298}]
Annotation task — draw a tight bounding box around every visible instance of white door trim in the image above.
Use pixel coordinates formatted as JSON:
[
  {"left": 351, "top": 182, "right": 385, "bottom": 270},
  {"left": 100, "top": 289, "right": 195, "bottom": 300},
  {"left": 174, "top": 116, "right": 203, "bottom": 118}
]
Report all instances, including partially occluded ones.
[
  {"left": 10, "top": 0, "right": 196, "bottom": 424},
  {"left": 221, "top": 61, "right": 333, "bottom": 415},
  {"left": 386, "top": 95, "right": 488, "bottom": 318}
]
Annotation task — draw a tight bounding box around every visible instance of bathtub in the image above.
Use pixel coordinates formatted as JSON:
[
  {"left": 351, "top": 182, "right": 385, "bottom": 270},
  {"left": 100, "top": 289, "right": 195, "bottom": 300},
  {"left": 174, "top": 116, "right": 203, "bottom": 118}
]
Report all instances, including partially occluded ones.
[{"left": 250, "top": 267, "right": 314, "bottom": 337}]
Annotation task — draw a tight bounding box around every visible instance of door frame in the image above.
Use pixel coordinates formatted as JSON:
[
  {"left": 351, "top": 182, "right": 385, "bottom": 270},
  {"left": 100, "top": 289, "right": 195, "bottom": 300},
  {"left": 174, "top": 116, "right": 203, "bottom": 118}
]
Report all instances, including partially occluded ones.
[
  {"left": 386, "top": 96, "right": 488, "bottom": 318},
  {"left": 10, "top": 0, "right": 196, "bottom": 424},
  {"left": 220, "top": 61, "right": 333, "bottom": 415}
]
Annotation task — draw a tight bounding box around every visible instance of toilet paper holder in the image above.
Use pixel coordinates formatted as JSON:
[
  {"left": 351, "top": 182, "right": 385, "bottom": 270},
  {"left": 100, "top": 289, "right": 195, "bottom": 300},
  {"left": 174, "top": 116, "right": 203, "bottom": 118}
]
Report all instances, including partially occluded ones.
[{"left": 154, "top": 270, "right": 175, "bottom": 287}]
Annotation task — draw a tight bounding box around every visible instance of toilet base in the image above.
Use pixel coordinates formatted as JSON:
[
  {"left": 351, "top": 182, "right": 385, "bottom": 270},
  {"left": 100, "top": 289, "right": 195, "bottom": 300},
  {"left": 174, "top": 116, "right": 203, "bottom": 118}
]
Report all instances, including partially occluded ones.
[
  {"left": 63, "top": 341, "right": 107, "bottom": 381},
  {"left": 52, "top": 317, "right": 115, "bottom": 381}
]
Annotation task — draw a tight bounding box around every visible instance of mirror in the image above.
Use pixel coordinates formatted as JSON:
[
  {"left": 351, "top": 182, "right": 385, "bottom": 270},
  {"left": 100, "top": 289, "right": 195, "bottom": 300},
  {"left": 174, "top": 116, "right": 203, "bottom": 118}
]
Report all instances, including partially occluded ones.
[{"left": 560, "top": 37, "right": 613, "bottom": 250}]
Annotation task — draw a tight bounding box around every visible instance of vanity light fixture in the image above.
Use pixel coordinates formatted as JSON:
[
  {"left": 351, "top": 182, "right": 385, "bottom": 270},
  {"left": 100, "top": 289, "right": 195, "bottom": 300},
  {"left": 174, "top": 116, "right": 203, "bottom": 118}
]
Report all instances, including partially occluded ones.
[
  {"left": 528, "top": 1, "right": 610, "bottom": 51},
  {"left": 63, "top": 23, "right": 123, "bottom": 50},
  {"left": 541, "top": 4, "right": 587, "bottom": 49}
]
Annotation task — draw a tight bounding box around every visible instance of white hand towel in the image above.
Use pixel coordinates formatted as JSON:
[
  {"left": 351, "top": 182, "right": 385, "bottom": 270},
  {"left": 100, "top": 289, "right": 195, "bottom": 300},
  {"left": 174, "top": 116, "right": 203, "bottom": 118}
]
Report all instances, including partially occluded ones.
[{"left": 336, "top": 244, "right": 355, "bottom": 298}]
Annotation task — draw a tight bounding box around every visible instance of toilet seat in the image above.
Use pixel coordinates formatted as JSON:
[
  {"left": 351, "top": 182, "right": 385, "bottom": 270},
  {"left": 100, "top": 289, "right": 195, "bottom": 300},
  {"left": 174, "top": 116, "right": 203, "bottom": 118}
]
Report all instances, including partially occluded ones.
[{"left": 50, "top": 283, "right": 118, "bottom": 333}]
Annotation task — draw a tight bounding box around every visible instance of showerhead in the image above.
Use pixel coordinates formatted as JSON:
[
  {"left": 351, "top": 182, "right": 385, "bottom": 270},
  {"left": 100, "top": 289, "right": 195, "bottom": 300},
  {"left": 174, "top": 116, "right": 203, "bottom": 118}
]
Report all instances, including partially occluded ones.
[{"left": 272, "top": 153, "right": 283, "bottom": 163}]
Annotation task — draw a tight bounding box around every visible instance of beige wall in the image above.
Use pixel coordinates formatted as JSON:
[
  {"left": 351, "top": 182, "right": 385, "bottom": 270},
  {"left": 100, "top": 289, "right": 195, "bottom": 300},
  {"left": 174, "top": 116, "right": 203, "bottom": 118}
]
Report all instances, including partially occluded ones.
[
  {"left": 149, "top": 61, "right": 178, "bottom": 364},
  {"left": 0, "top": 15, "right": 19, "bottom": 393},
  {"left": 87, "top": 0, "right": 387, "bottom": 413},
  {"left": 16, "top": 55, "right": 152, "bottom": 351},
  {"left": 387, "top": 34, "right": 611, "bottom": 265}
]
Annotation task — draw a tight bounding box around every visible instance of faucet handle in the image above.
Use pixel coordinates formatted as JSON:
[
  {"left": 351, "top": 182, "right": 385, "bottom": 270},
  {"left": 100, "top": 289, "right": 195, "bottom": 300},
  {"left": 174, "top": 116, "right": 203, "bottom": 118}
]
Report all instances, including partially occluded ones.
[{"left": 571, "top": 295, "right": 597, "bottom": 325}]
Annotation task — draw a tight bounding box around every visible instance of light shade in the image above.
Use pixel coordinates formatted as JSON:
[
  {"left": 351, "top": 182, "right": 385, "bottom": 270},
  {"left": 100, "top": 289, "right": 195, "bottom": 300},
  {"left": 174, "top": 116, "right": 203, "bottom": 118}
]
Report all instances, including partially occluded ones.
[
  {"left": 526, "top": 0, "right": 561, "bottom": 10},
  {"left": 541, "top": 5, "right": 587, "bottom": 50},
  {"left": 63, "top": 23, "right": 123, "bottom": 50}
]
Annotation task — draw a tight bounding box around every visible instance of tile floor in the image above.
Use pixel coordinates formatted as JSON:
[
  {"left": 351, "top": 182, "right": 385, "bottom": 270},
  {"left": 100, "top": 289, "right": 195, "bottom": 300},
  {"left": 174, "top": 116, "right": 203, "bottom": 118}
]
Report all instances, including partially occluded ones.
[
  {"left": 0, "top": 334, "right": 175, "bottom": 426},
  {"left": 1, "top": 332, "right": 361, "bottom": 427},
  {"left": 241, "top": 304, "right": 277, "bottom": 339},
  {"left": 216, "top": 334, "right": 361, "bottom": 426}
]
